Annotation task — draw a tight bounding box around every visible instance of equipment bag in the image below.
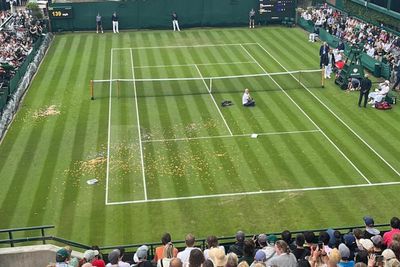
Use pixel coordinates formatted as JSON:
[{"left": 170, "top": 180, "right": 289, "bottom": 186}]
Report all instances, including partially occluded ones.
[{"left": 375, "top": 101, "right": 392, "bottom": 110}]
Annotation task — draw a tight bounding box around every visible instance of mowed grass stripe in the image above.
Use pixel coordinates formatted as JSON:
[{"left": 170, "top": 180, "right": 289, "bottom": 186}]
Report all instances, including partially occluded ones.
[
  {"left": 0, "top": 36, "right": 84, "bottom": 227},
  {"left": 54, "top": 35, "right": 98, "bottom": 237},
  {"left": 0, "top": 37, "right": 69, "bottom": 187}
]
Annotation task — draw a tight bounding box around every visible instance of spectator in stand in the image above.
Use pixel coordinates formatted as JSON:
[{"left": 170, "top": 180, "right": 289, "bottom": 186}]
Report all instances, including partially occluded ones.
[
  {"left": 229, "top": 231, "right": 246, "bottom": 257},
  {"left": 392, "top": 61, "right": 400, "bottom": 91},
  {"left": 319, "top": 231, "right": 332, "bottom": 256},
  {"left": 188, "top": 249, "right": 205, "bottom": 267},
  {"left": 368, "top": 80, "right": 390, "bottom": 105},
  {"left": 370, "top": 235, "right": 384, "bottom": 255},
  {"left": 117, "top": 248, "right": 131, "bottom": 267},
  {"left": 359, "top": 238, "right": 374, "bottom": 254},
  {"left": 203, "top": 235, "right": 225, "bottom": 260},
  {"left": 304, "top": 231, "right": 316, "bottom": 252},
  {"left": 382, "top": 249, "right": 400, "bottom": 266},
  {"left": 292, "top": 233, "right": 309, "bottom": 261},
  {"left": 153, "top": 233, "right": 179, "bottom": 263},
  {"left": 343, "top": 233, "right": 357, "bottom": 260},
  {"left": 209, "top": 247, "right": 227, "bottom": 267},
  {"left": 263, "top": 235, "right": 277, "bottom": 265},
  {"left": 269, "top": 240, "right": 297, "bottom": 267},
  {"left": 249, "top": 250, "right": 266, "bottom": 267},
  {"left": 255, "top": 234, "right": 267, "bottom": 250},
  {"left": 226, "top": 252, "right": 239, "bottom": 267},
  {"left": 170, "top": 258, "right": 183, "bottom": 267},
  {"left": 337, "top": 243, "right": 355, "bottom": 267},
  {"left": 281, "top": 230, "right": 293, "bottom": 249},
  {"left": 133, "top": 245, "right": 152, "bottom": 267},
  {"left": 56, "top": 248, "right": 73, "bottom": 267},
  {"left": 362, "top": 216, "right": 380, "bottom": 239},
  {"left": 106, "top": 249, "right": 130, "bottom": 267},
  {"left": 157, "top": 243, "right": 175, "bottom": 267},
  {"left": 79, "top": 249, "right": 100, "bottom": 266},
  {"left": 177, "top": 234, "right": 201, "bottom": 265},
  {"left": 308, "top": 243, "right": 329, "bottom": 267},
  {"left": 239, "top": 239, "right": 255, "bottom": 266}
]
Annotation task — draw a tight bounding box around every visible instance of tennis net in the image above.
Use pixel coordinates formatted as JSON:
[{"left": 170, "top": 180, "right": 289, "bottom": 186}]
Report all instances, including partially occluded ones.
[{"left": 90, "top": 69, "right": 323, "bottom": 99}]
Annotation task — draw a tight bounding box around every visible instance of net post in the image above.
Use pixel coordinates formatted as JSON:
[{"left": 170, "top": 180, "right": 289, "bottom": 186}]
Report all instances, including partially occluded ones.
[
  {"left": 90, "top": 80, "right": 94, "bottom": 100},
  {"left": 321, "top": 68, "right": 325, "bottom": 88}
]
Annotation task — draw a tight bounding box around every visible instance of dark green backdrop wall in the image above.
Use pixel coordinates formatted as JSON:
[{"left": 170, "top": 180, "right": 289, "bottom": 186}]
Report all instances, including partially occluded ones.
[{"left": 50, "top": 0, "right": 267, "bottom": 32}]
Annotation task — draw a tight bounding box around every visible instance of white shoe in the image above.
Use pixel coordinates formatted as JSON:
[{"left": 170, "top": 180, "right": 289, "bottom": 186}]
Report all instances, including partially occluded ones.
[{"left": 96, "top": 31, "right": 98, "bottom": 33}]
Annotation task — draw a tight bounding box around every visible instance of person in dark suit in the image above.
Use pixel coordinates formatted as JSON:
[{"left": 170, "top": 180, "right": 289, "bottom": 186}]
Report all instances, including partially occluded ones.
[
  {"left": 319, "top": 42, "right": 329, "bottom": 69},
  {"left": 359, "top": 74, "right": 372, "bottom": 108}
]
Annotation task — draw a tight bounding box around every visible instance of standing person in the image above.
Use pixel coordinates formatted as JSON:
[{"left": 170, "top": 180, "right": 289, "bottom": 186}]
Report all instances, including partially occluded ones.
[
  {"left": 112, "top": 11, "right": 119, "bottom": 33},
  {"left": 249, "top": 8, "right": 255, "bottom": 29},
  {"left": 96, "top": 13, "right": 103, "bottom": 34},
  {"left": 392, "top": 62, "right": 400, "bottom": 91},
  {"left": 242, "top": 88, "right": 255, "bottom": 107},
  {"left": 324, "top": 49, "right": 335, "bottom": 79},
  {"left": 319, "top": 42, "right": 329, "bottom": 69},
  {"left": 172, "top": 11, "right": 180, "bottom": 31}
]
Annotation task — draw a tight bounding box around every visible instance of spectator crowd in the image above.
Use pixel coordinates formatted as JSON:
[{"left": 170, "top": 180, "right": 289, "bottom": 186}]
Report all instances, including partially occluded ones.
[
  {"left": 51, "top": 216, "right": 400, "bottom": 267},
  {"left": 0, "top": 9, "right": 44, "bottom": 88},
  {"left": 301, "top": 4, "right": 400, "bottom": 87}
]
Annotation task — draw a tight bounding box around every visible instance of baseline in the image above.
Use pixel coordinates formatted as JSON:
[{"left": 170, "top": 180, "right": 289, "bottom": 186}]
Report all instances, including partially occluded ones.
[
  {"left": 106, "top": 181, "right": 400, "bottom": 205},
  {"left": 239, "top": 44, "right": 371, "bottom": 184},
  {"left": 255, "top": 42, "right": 400, "bottom": 178}
]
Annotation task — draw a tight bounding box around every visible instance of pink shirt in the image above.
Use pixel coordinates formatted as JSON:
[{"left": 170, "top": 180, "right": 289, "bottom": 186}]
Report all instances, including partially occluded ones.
[{"left": 383, "top": 229, "right": 400, "bottom": 246}]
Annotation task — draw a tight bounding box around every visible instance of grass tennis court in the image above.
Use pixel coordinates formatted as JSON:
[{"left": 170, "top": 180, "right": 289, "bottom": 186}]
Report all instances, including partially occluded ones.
[{"left": 0, "top": 27, "right": 400, "bottom": 246}]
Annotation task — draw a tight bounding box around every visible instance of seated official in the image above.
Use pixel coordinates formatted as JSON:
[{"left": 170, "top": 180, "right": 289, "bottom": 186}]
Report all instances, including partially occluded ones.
[
  {"left": 368, "top": 80, "right": 390, "bottom": 104},
  {"left": 242, "top": 88, "right": 255, "bottom": 107},
  {"left": 347, "top": 77, "right": 360, "bottom": 91}
]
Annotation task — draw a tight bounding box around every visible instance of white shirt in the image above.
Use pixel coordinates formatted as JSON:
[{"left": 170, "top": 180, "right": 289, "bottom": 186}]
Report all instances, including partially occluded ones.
[
  {"left": 242, "top": 92, "right": 251, "bottom": 105},
  {"left": 177, "top": 247, "right": 201, "bottom": 265}
]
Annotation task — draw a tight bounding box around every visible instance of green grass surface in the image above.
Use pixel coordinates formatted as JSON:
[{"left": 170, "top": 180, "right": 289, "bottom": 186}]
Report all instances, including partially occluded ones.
[{"left": 0, "top": 27, "right": 400, "bottom": 246}]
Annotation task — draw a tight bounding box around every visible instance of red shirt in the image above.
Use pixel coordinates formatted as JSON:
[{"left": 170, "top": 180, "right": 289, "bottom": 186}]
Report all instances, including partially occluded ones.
[{"left": 383, "top": 229, "right": 400, "bottom": 246}]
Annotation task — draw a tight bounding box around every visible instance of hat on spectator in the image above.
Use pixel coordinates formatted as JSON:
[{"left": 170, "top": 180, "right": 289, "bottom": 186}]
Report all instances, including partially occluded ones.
[
  {"left": 339, "top": 243, "right": 350, "bottom": 259},
  {"left": 359, "top": 239, "right": 374, "bottom": 251},
  {"left": 209, "top": 247, "right": 227, "bottom": 267},
  {"left": 382, "top": 249, "right": 396, "bottom": 260},
  {"left": 108, "top": 249, "right": 120, "bottom": 265},
  {"left": 84, "top": 249, "right": 99, "bottom": 262},
  {"left": 254, "top": 250, "right": 266, "bottom": 262},
  {"left": 56, "top": 248, "right": 70, "bottom": 263},
  {"left": 236, "top": 231, "right": 245, "bottom": 242},
  {"left": 267, "top": 235, "right": 277, "bottom": 245},
  {"left": 371, "top": 235, "right": 383, "bottom": 246},
  {"left": 134, "top": 245, "right": 149, "bottom": 261},
  {"left": 92, "top": 259, "right": 105, "bottom": 267},
  {"left": 257, "top": 234, "right": 267, "bottom": 244},
  {"left": 343, "top": 233, "right": 356, "bottom": 246},
  {"left": 364, "top": 216, "right": 374, "bottom": 226}
]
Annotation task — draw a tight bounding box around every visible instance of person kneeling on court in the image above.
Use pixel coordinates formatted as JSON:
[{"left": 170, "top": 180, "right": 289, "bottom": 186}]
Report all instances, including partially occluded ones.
[{"left": 242, "top": 88, "right": 255, "bottom": 107}]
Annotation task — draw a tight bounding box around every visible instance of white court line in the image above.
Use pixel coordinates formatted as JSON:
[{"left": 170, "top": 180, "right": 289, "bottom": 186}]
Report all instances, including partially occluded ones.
[
  {"left": 194, "top": 64, "right": 233, "bottom": 136},
  {"left": 255, "top": 42, "right": 400, "bottom": 178},
  {"left": 112, "top": 43, "right": 258, "bottom": 50},
  {"left": 239, "top": 44, "right": 371, "bottom": 184},
  {"left": 105, "top": 49, "right": 113, "bottom": 205},
  {"left": 130, "top": 49, "right": 148, "bottom": 201},
  {"left": 133, "top": 61, "right": 255, "bottom": 69},
  {"left": 142, "top": 129, "right": 320, "bottom": 143},
  {"left": 106, "top": 181, "right": 400, "bottom": 205}
]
